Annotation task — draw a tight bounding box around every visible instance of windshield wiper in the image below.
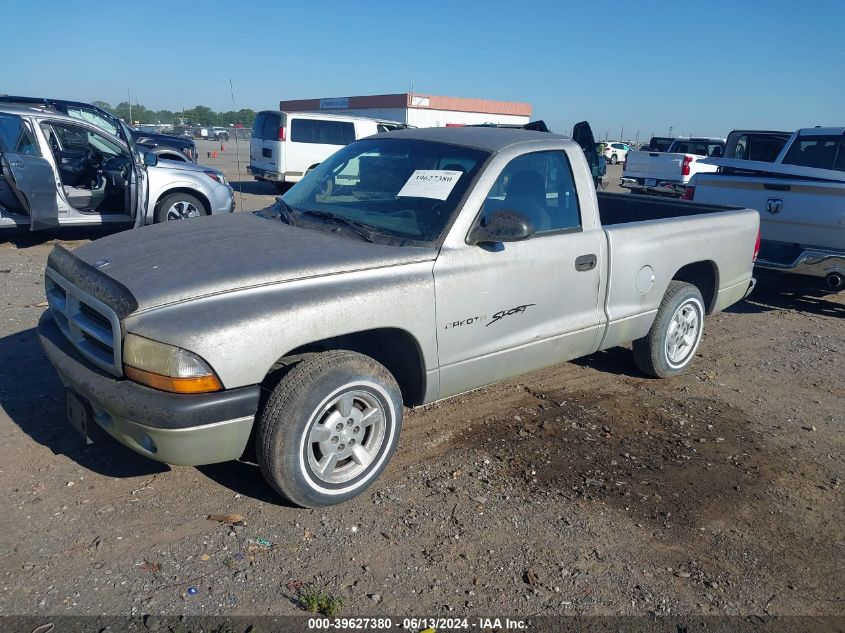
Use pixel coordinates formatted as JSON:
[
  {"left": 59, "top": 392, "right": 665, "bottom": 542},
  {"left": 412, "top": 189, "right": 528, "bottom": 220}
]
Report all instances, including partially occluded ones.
[{"left": 300, "top": 210, "right": 375, "bottom": 243}]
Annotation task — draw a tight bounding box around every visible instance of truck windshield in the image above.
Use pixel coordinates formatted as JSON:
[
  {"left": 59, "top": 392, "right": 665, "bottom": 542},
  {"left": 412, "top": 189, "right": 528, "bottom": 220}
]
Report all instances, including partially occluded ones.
[{"left": 281, "top": 138, "right": 490, "bottom": 243}]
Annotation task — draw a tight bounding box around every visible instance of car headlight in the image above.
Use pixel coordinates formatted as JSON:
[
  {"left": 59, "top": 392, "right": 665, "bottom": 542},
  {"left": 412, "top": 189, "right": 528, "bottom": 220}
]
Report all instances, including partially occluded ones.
[
  {"left": 123, "top": 333, "right": 222, "bottom": 394},
  {"left": 204, "top": 170, "right": 228, "bottom": 186}
]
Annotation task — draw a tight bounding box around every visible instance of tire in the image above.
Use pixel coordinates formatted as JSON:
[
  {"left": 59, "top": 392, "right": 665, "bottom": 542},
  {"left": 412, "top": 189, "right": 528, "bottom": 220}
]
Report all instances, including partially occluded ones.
[
  {"left": 632, "top": 281, "right": 705, "bottom": 378},
  {"left": 154, "top": 192, "right": 207, "bottom": 222},
  {"left": 256, "top": 350, "right": 403, "bottom": 508},
  {"left": 610, "top": 154, "right": 618, "bottom": 165}
]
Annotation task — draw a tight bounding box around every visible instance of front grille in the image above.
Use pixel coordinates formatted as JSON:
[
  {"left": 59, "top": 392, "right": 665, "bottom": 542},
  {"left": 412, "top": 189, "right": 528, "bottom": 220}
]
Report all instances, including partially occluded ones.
[{"left": 45, "top": 267, "right": 122, "bottom": 376}]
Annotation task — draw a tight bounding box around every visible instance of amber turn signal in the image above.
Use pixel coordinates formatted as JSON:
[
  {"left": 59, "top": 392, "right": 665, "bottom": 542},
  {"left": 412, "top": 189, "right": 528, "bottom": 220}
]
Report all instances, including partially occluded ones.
[{"left": 124, "top": 365, "right": 223, "bottom": 394}]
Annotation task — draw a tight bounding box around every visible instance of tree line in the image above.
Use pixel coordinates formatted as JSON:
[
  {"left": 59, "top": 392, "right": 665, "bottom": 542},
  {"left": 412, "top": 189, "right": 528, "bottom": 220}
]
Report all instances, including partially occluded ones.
[{"left": 91, "top": 101, "right": 257, "bottom": 127}]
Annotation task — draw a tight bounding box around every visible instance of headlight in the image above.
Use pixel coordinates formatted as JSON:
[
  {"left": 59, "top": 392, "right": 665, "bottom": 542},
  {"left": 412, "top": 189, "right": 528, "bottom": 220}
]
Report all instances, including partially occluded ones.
[
  {"left": 123, "top": 333, "right": 222, "bottom": 394},
  {"left": 204, "top": 170, "right": 227, "bottom": 186}
]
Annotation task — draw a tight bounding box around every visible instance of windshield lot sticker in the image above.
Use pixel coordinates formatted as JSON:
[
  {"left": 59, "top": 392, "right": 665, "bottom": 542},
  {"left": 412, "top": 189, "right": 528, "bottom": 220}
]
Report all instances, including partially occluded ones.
[
  {"left": 397, "top": 170, "right": 462, "bottom": 200},
  {"left": 487, "top": 304, "right": 536, "bottom": 327}
]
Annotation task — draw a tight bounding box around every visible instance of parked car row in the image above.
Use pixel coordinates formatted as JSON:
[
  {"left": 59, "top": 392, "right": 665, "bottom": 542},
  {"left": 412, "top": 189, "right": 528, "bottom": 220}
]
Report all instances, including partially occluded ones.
[{"left": 620, "top": 136, "right": 726, "bottom": 196}]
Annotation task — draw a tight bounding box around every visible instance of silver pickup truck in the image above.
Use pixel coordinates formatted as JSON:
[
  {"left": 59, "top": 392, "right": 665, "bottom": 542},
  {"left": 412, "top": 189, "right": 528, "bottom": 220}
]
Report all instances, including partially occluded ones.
[{"left": 38, "top": 126, "right": 759, "bottom": 507}]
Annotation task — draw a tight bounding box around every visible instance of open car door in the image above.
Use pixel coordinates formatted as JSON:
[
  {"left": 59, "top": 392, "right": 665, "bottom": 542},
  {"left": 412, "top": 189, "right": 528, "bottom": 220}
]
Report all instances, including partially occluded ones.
[
  {"left": 572, "top": 121, "right": 606, "bottom": 189},
  {"left": 0, "top": 114, "right": 59, "bottom": 230}
]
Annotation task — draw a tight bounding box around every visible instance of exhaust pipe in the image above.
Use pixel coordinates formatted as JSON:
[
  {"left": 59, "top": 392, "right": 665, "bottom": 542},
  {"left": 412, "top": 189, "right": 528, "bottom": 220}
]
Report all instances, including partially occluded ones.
[{"left": 826, "top": 273, "right": 844, "bottom": 289}]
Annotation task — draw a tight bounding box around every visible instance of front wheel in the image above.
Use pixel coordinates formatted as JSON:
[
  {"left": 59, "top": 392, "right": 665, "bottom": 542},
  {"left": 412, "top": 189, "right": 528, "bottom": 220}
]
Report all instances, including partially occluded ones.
[
  {"left": 154, "top": 192, "right": 207, "bottom": 222},
  {"left": 256, "top": 351, "right": 403, "bottom": 507},
  {"left": 633, "top": 281, "right": 705, "bottom": 378}
]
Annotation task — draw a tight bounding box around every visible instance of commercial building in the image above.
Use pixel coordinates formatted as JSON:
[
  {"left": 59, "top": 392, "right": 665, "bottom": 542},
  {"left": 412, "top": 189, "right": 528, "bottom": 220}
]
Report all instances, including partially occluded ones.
[{"left": 278, "top": 93, "right": 532, "bottom": 127}]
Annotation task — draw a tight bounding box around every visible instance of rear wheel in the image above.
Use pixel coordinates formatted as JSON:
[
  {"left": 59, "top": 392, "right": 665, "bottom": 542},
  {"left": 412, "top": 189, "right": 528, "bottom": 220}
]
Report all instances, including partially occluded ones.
[
  {"left": 610, "top": 154, "right": 618, "bottom": 165},
  {"left": 154, "top": 192, "right": 207, "bottom": 222},
  {"left": 256, "top": 351, "right": 403, "bottom": 507},
  {"left": 633, "top": 281, "right": 705, "bottom": 378}
]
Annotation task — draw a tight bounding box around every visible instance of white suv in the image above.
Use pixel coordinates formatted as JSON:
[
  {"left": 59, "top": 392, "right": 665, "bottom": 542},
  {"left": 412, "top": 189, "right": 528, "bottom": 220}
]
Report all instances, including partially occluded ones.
[{"left": 599, "top": 141, "right": 631, "bottom": 165}]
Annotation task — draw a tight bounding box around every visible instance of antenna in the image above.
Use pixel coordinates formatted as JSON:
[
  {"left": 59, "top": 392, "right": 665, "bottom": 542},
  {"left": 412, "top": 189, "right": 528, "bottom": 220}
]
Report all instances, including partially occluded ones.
[{"left": 229, "top": 79, "right": 244, "bottom": 211}]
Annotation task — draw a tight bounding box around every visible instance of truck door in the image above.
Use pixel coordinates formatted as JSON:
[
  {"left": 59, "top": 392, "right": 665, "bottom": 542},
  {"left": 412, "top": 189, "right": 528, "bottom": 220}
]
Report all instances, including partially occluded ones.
[
  {"left": 433, "top": 147, "right": 606, "bottom": 400},
  {"left": 0, "top": 113, "right": 59, "bottom": 230}
]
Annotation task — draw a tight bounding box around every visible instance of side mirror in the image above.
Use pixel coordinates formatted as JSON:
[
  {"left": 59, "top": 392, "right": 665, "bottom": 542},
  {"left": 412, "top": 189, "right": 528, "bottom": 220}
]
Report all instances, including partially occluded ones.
[
  {"left": 467, "top": 210, "right": 535, "bottom": 245},
  {"left": 143, "top": 152, "right": 159, "bottom": 167}
]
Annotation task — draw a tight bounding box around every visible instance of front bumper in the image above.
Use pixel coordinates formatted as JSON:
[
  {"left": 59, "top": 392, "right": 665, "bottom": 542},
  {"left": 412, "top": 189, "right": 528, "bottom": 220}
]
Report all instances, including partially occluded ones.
[
  {"left": 38, "top": 312, "right": 260, "bottom": 466},
  {"left": 209, "top": 184, "right": 236, "bottom": 215}
]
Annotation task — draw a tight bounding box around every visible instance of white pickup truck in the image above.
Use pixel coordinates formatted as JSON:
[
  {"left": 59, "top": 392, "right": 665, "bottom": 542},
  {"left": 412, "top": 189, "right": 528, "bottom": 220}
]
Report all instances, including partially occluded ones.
[
  {"left": 621, "top": 137, "right": 726, "bottom": 196},
  {"left": 687, "top": 127, "right": 845, "bottom": 289}
]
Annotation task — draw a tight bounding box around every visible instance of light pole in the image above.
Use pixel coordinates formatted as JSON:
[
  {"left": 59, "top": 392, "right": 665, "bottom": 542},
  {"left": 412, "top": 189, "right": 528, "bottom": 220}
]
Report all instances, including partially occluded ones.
[{"left": 669, "top": 126, "right": 674, "bottom": 138}]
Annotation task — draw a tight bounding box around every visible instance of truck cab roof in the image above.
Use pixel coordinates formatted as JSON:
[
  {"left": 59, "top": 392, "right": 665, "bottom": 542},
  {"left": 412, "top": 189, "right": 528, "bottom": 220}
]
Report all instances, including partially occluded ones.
[
  {"left": 795, "top": 127, "right": 845, "bottom": 136},
  {"left": 381, "top": 126, "right": 570, "bottom": 152}
]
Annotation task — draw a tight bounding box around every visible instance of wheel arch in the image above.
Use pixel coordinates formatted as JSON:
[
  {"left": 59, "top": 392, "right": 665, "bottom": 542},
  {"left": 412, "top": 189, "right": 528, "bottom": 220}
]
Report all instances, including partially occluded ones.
[
  {"left": 153, "top": 187, "right": 211, "bottom": 217},
  {"left": 264, "top": 327, "right": 427, "bottom": 407},
  {"left": 671, "top": 260, "right": 719, "bottom": 313}
]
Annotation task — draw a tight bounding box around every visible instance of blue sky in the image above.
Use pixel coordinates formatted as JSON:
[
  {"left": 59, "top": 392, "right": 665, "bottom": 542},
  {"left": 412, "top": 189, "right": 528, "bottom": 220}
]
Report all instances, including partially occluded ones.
[{"left": 2, "top": 0, "right": 843, "bottom": 140}]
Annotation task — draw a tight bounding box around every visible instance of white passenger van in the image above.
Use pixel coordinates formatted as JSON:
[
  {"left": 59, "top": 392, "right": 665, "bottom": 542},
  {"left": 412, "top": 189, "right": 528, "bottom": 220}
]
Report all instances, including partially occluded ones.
[{"left": 248, "top": 111, "right": 407, "bottom": 190}]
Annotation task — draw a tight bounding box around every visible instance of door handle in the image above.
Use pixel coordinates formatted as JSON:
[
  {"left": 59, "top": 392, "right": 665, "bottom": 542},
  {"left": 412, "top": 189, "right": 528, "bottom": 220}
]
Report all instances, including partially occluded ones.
[
  {"left": 10, "top": 161, "right": 24, "bottom": 168},
  {"left": 575, "top": 254, "right": 597, "bottom": 272}
]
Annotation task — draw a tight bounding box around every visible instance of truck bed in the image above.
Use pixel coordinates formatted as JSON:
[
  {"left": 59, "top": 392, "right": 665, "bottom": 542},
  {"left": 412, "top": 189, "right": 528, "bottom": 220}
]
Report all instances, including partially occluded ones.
[
  {"left": 593, "top": 192, "right": 758, "bottom": 352},
  {"left": 597, "top": 192, "right": 738, "bottom": 226}
]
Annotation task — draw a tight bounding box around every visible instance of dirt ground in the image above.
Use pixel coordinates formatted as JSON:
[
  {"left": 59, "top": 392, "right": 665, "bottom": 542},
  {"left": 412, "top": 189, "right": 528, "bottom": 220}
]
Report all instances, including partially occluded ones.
[{"left": 0, "top": 160, "right": 842, "bottom": 624}]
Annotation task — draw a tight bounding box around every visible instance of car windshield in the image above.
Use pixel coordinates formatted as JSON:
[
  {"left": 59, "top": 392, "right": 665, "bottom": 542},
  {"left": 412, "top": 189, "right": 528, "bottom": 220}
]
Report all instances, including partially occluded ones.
[{"left": 280, "top": 138, "right": 490, "bottom": 243}]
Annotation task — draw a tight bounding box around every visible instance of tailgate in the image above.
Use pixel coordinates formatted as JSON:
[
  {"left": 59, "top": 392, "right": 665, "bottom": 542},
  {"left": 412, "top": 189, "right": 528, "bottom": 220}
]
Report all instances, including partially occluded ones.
[
  {"left": 625, "top": 151, "right": 683, "bottom": 181},
  {"left": 693, "top": 176, "right": 845, "bottom": 251}
]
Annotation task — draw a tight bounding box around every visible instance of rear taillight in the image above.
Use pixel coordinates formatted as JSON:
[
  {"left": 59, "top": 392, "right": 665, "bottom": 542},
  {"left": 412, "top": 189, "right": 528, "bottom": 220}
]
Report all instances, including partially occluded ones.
[
  {"left": 753, "top": 229, "right": 760, "bottom": 263},
  {"left": 682, "top": 185, "right": 695, "bottom": 200},
  {"left": 278, "top": 126, "right": 286, "bottom": 141},
  {"left": 681, "top": 155, "right": 693, "bottom": 176}
]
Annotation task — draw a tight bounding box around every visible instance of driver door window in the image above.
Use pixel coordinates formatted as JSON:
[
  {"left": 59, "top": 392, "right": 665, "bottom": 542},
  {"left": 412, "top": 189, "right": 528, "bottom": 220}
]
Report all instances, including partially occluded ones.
[{"left": 480, "top": 150, "right": 581, "bottom": 235}]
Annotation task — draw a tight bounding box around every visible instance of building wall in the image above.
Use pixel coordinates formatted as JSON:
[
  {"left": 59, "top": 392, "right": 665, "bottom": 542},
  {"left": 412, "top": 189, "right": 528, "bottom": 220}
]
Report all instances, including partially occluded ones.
[
  {"left": 314, "top": 107, "right": 409, "bottom": 123},
  {"left": 295, "top": 107, "right": 529, "bottom": 128},
  {"left": 407, "top": 109, "right": 529, "bottom": 128},
  {"left": 279, "top": 93, "right": 532, "bottom": 128}
]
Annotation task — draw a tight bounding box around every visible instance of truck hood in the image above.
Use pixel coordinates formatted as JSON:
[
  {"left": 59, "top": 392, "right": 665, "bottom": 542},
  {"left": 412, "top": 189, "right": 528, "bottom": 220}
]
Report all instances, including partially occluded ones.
[{"left": 49, "top": 213, "right": 437, "bottom": 314}]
